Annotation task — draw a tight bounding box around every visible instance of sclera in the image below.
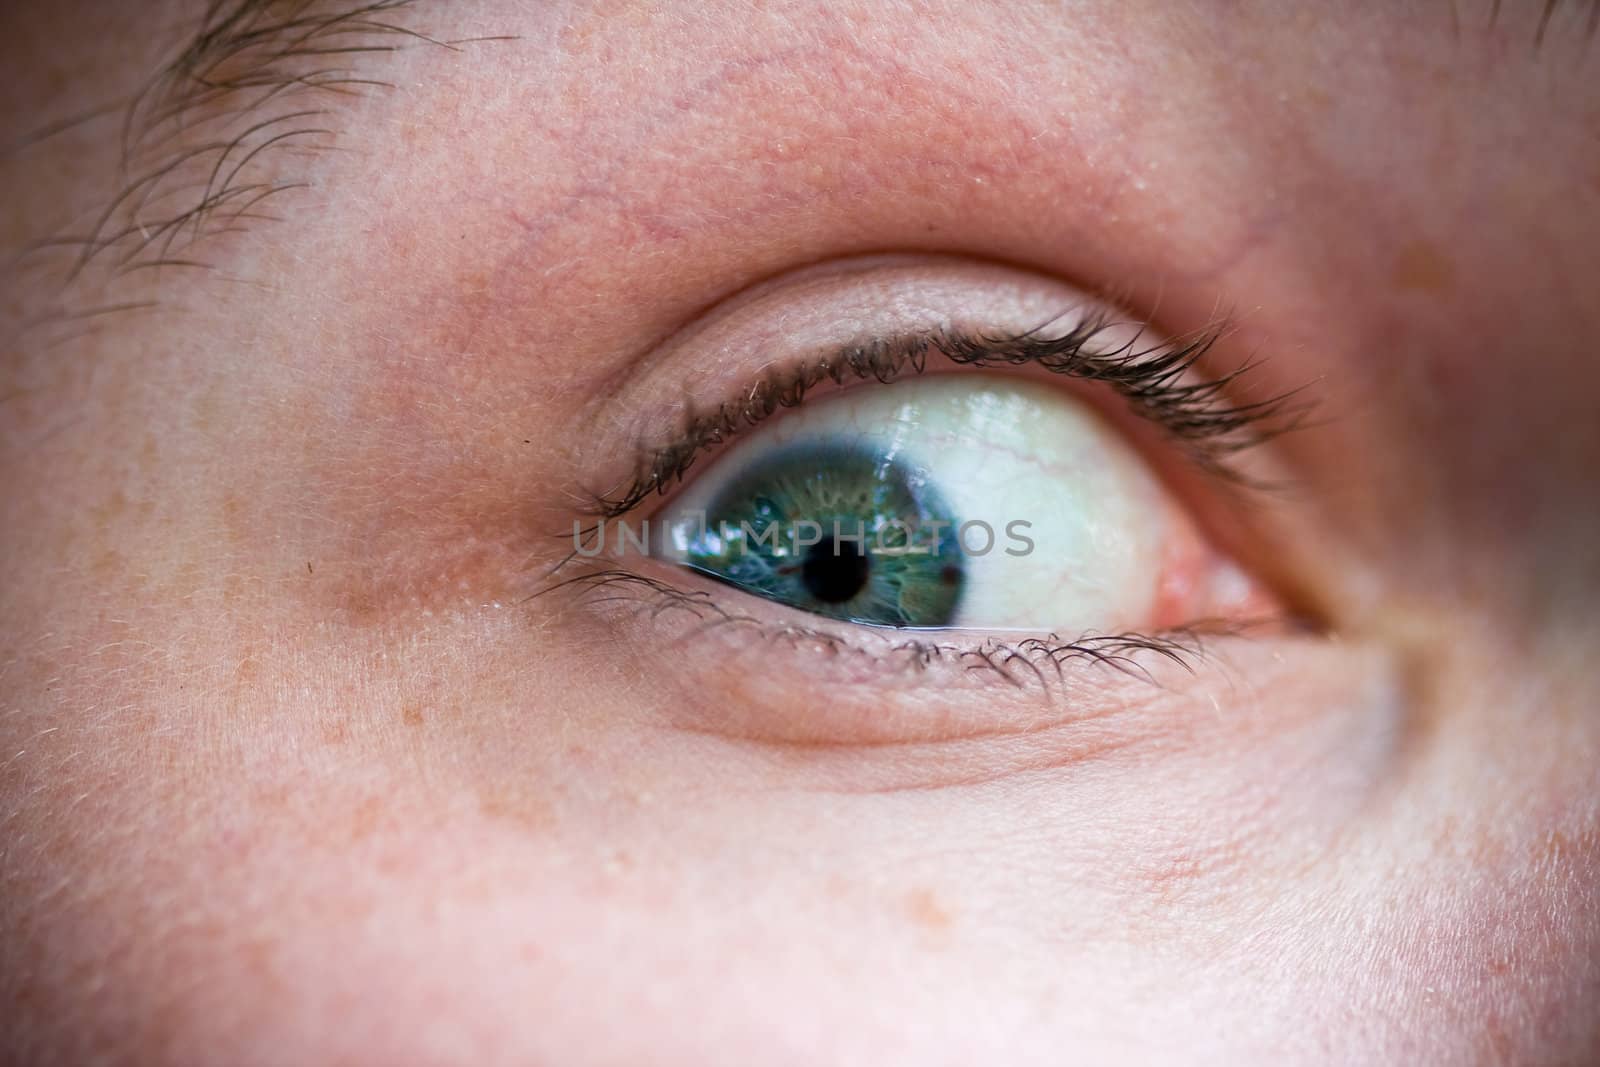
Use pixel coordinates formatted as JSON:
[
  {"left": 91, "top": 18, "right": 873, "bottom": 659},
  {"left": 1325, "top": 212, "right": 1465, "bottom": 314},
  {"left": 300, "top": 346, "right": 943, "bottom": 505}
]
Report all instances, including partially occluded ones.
[{"left": 655, "top": 373, "right": 1171, "bottom": 632}]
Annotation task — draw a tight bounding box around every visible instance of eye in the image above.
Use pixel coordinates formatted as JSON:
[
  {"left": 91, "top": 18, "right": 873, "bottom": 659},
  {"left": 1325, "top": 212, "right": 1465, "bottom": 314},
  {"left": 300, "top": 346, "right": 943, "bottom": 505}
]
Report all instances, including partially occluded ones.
[
  {"left": 554, "top": 255, "right": 1302, "bottom": 666},
  {"left": 647, "top": 371, "right": 1263, "bottom": 633}
]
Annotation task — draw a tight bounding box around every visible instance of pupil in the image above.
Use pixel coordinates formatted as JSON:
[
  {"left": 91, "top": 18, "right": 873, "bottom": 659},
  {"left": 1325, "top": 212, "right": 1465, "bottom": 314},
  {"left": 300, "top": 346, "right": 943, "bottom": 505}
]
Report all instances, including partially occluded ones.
[{"left": 800, "top": 537, "right": 871, "bottom": 604}]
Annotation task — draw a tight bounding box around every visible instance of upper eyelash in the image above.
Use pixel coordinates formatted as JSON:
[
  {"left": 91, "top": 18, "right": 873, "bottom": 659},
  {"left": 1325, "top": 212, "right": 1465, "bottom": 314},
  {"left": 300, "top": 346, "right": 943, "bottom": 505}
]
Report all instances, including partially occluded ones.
[{"left": 590, "top": 311, "right": 1304, "bottom": 518}]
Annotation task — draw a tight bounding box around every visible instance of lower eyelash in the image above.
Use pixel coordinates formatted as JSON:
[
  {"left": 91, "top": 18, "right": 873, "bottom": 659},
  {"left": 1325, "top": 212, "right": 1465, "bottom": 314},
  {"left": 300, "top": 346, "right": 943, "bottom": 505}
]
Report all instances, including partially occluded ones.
[{"left": 530, "top": 558, "right": 1242, "bottom": 694}]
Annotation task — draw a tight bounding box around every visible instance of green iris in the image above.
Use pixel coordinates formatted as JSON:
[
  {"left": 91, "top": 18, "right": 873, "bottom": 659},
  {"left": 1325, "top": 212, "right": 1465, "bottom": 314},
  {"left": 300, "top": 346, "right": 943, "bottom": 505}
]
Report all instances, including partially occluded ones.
[{"left": 677, "top": 442, "right": 965, "bottom": 627}]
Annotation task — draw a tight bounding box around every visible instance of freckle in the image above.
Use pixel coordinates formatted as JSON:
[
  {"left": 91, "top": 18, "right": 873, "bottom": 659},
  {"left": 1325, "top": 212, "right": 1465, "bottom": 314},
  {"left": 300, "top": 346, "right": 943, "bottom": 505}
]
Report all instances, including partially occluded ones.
[
  {"left": 93, "top": 548, "right": 125, "bottom": 578},
  {"left": 321, "top": 718, "right": 350, "bottom": 745},
  {"left": 478, "top": 789, "right": 557, "bottom": 833},
  {"left": 345, "top": 795, "right": 384, "bottom": 843},
  {"left": 905, "top": 887, "right": 953, "bottom": 932},
  {"left": 1392, "top": 240, "right": 1456, "bottom": 294},
  {"left": 337, "top": 582, "right": 379, "bottom": 624},
  {"left": 192, "top": 388, "right": 219, "bottom": 432},
  {"left": 91, "top": 490, "right": 128, "bottom": 531},
  {"left": 401, "top": 703, "right": 424, "bottom": 727},
  {"left": 219, "top": 492, "right": 245, "bottom": 542},
  {"left": 253, "top": 783, "right": 291, "bottom": 813}
]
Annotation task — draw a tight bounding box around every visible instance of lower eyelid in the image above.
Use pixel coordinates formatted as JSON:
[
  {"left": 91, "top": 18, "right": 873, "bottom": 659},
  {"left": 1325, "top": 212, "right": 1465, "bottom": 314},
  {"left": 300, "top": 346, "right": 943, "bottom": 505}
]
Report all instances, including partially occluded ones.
[
  {"left": 542, "top": 561, "right": 1376, "bottom": 790},
  {"left": 531, "top": 556, "right": 1283, "bottom": 742},
  {"left": 655, "top": 636, "right": 1402, "bottom": 803}
]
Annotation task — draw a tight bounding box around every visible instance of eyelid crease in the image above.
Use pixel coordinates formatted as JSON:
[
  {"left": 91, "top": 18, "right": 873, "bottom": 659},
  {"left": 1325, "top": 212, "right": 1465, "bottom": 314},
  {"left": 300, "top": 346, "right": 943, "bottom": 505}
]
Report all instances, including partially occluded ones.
[{"left": 589, "top": 313, "right": 1307, "bottom": 520}]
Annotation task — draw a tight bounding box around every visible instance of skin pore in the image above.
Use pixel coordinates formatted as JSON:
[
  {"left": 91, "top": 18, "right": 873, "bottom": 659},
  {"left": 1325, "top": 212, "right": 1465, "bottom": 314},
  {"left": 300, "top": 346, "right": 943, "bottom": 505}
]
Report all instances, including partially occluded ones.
[{"left": 2, "top": 0, "right": 1598, "bottom": 1063}]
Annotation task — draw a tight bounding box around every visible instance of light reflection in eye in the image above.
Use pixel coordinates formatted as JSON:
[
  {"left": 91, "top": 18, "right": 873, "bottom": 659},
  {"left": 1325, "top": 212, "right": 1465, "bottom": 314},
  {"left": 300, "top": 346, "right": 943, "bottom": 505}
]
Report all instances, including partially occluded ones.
[{"left": 651, "top": 374, "right": 1182, "bottom": 632}]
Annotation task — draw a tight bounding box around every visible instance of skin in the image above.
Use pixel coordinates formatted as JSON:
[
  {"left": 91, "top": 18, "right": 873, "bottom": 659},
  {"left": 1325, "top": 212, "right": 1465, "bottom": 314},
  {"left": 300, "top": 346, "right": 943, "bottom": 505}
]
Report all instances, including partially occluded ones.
[{"left": 2, "top": 0, "right": 1598, "bottom": 1063}]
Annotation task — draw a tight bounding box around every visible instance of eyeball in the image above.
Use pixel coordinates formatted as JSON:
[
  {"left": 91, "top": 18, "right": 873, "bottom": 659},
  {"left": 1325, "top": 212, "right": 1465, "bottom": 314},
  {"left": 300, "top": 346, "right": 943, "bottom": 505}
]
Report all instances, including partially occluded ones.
[{"left": 650, "top": 374, "right": 1251, "bottom": 632}]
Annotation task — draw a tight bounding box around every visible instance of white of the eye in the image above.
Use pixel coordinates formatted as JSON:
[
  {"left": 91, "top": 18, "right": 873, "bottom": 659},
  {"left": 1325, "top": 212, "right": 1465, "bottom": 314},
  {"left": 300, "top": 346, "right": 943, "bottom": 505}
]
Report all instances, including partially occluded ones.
[{"left": 658, "top": 375, "right": 1169, "bottom": 632}]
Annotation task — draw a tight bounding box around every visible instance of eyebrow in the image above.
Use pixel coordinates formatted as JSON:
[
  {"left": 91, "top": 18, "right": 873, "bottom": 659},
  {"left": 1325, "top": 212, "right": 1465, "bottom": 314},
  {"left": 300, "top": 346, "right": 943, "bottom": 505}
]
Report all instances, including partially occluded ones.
[
  {"left": 1505, "top": 0, "right": 1600, "bottom": 45},
  {"left": 39, "top": 0, "right": 1598, "bottom": 259},
  {"left": 9, "top": 0, "right": 1592, "bottom": 350},
  {"left": 79, "top": 1, "right": 430, "bottom": 264},
  {"left": 10, "top": 0, "right": 503, "bottom": 346}
]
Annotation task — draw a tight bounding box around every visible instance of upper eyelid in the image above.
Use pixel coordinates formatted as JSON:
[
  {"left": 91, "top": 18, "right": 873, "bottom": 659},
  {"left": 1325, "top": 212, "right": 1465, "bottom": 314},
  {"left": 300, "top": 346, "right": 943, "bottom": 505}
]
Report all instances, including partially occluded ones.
[{"left": 590, "top": 315, "right": 1307, "bottom": 519}]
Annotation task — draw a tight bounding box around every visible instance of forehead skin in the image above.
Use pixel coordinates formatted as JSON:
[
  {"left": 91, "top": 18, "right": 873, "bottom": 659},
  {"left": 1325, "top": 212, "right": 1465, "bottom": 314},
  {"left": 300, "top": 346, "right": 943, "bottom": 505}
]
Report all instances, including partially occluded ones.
[{"left": 2, "top": 1, "right": 1599, "bottom": 1064}]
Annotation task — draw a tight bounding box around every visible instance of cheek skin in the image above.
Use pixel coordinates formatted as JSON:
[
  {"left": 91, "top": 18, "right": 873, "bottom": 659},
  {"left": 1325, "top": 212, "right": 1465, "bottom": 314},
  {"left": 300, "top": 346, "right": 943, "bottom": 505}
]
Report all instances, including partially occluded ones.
[
  {"left": 0, "top": 620, "right": 1405, "bottom": 1064},
  {"left": 4, "top": 601, "right": 1587, "bottom": 1064},
  {"left": 19, "top": 610, "right": 1575, "bottom": 1065}
]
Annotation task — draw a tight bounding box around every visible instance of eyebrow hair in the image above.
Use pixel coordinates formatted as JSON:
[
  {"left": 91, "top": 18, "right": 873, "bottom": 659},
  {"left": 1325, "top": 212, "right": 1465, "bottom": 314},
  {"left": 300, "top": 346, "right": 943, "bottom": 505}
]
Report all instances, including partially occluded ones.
[
  {"left": 110, "top": 0, "right": 418, "bottom": 258},
  {"left": 10, "top": 0, "right": 506, "bottom": 349},
  {"left": 1477, "top": 0, "right": 1600, "bottom": 44},
  {"left": 7, "top": 0, "right": 1591, "bottom": 357}
]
